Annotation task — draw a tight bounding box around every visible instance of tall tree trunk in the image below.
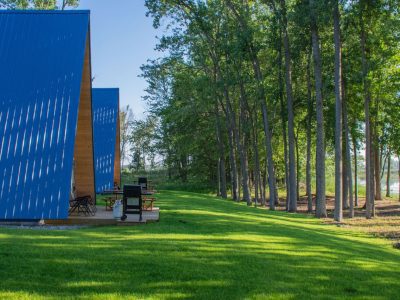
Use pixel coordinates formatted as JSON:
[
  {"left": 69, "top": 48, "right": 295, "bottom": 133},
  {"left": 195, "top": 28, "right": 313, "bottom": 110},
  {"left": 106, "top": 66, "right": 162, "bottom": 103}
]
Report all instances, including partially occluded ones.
[
  {"left": 295, "top": 129, "right": 300, "bottom": 202},
  {"left": 280, "top": 0, "right": 297, "bottom": 212},
  {"left": 309, "top": 0, "right": 326, "bottom": 218},
  {"left": 374, "top": 144, "right": 382, "bottom": 200},
  {"left": 347, "top": 135, "right": 354, "bottom": 218},
  {"left": 380, "top": 148, "right": 388, "bottom": 180},
  {"left": 215, "top": 103, "right": 227, "bottom": 198},
  {"left": 217, "top": 159, "right": 221, "bottom": 196},
  {"left": 353, "top": 134, "right": 359, "bottom": 207},
  {"left": 242, "top": 142, "right": 251, "bottom": 203},
  {"left": 253, "top": 130, "right": 261, "bottom": 207},
  {"left": 278, "top": 35, "right": 290, "bottom": 211},
  {"left": 248, "top": 51, "right": 278, "bottom": 209},
  {"left": 274, "top": 175, "right": 279, "bottom": 206},
  {"left": 261, "top": 102, "right": 278, "bottom": 210},
  {"left": 253, "top": 170, "right": 258, "bottom": 207},
  {"left": 250, "top": 53, "right": 278, "bottom": 210},
  {"left": 333, "top": 0, "right": 343, "bottom": 222},
  {"left": 213, "top": 61, "right": 239, "bottom": 201},
  {"left": 249, "top": 100, "right": 265, "bottom": 206},
  {"left": 343, "top": 79, "right": 353, "bottom": 217},
  {"left": 236, "top": 81, "right": 251, "bottom": 205},
  {"left": 379, "top": 145, "right": 384, "bottom": 177},
  {"left": 262, "top": 170, "right": 267, "bottom": 206},
  {"left": 226, "top": 105, "right": 239, "bottom": 201},
  {"left": 386, "top": 150, "right": 391, "bottom": 197},
  {"left": 370, "top": 129, "right": 376, "bottom": 205},
  {"left": 360, "top": 3, "right": 375, "bottom": 218},
  {"left": 251, "top": 112, "right": 262, "bottom": 207},
  {"left": 238, "top": 172, "right": 242, "bottom": 200},
  {"left": 180, "top": 155, "right": 188, "bottom": 182},
  {"left": 306, "top": 50, "right": 313, "bottom": 213},
  {"left": 342, "top": 137, "right": 349, "bottom": 209}
]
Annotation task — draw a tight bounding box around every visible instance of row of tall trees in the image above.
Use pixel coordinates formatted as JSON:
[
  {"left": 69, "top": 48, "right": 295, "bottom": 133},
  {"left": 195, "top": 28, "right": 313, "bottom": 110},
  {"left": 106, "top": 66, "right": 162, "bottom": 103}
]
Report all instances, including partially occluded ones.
[{"left": 142, "top": 0, "right": 400, "bottom": 219}]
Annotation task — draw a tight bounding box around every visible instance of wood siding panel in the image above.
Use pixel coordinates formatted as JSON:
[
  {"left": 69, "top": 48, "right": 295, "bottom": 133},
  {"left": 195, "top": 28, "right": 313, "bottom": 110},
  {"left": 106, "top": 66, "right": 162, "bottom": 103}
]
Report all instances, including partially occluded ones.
[
  {"left": 114, "top": 106, "right": 121, "bottom": 186},
  {"left": 73, "top": 33, "right": 95, "bottom": 200}
]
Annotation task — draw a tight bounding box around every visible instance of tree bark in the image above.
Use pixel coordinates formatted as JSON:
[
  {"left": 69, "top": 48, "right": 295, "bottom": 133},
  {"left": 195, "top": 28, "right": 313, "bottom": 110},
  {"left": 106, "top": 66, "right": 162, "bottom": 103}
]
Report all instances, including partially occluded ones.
[
  {"left": 278, "top": 33, "right": 290, "bottom": 211},
  {"left": 342, "top": 137, "right": 349, "bottom": 209},
  {"left": 238, "top": 171, "right": 242, "bottom": 200},
  {"left": 374, "top": 144, "right": 382, "bottom": 200},
  {"left": 280, "top": 0, "right": 297, "bottom": 212},
  {"left": 309, "top": 0, "right": 326, "bottom": 218},
  {"left": 381, "top": 148, "right": 388, "bottom": 180},
  {"left": 251, "top": 108, "right": 262, "bottom": 207},
  {"left": 217, "top": 159, "right": 221, "bottom": 197},
  {"left": 180, "top": 155, "right": 188, "bottom": 182},
  {"left": 333, "top": 0, "right": 343, "bottom": 222},
  {"left": 353, "top": 134, "right": 359, "bottom": 207},
  {"left": 343, "top": 79, "right": 353, "bottom": 217},
  {"left": 360, "top": 3, "right": 375, "bottom": 218},
  {"left": 274, "top": 175, "right": 279, "bottom": 206},
  {"left": 252, "top": 128, "right": 261, "bottom": 207},
  {"left": 371, "top": 129, "right": 376, "bottom": 206},
  {"left": 226, "top": 103, "right": 239, "bottom": 201},
  {"left": 237, "top": 83, "right": 252, "bottom": 205},
  {"left": 215, "top": 103, "right": 227, "bottom": 198},
  {"left": 262, "top": 170, "right": 267, "bottom": 206},
  {"left": 306, "top": 50, "right": 313, "bottom": 213},
  {"left": 295, "top": 129, "right": 300, "bottom": 202},
  {"left": 386, "top": 150, "right": 391, "bottom": 197}
]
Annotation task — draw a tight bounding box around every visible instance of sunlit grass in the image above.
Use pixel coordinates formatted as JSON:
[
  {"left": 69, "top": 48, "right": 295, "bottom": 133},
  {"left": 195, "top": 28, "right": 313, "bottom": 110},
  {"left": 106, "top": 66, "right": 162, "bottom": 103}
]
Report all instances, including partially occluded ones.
[{"left": 0, "top": 190, "right": 399, "bottom": 299}]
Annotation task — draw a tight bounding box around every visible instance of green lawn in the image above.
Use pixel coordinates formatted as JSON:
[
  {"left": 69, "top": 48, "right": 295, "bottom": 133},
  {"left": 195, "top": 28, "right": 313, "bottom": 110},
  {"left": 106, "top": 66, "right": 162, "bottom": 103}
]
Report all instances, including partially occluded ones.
[{"left": 0, "top": 191, "right": 399, "bottom": 299}]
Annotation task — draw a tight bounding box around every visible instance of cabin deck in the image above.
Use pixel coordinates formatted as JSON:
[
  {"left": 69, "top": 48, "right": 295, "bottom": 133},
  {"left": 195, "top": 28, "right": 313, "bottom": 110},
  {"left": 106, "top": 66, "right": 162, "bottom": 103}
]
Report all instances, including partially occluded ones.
[{"left": 45, "top": 205, "right": 160, "bottom": 226}]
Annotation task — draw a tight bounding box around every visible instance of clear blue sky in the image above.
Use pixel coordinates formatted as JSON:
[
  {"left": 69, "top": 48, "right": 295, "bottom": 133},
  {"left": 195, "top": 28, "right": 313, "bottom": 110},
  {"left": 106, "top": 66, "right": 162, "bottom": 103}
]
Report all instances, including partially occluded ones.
[{"left": 76, "top": 0, "right": 161, "bottom": 117}]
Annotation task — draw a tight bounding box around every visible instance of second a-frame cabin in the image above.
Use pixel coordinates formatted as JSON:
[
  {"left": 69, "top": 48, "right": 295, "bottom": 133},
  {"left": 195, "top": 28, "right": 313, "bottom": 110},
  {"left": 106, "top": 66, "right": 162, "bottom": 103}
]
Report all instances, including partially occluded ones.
[{"left": 92, "top": 88, "right": 121, "bottom": 193}]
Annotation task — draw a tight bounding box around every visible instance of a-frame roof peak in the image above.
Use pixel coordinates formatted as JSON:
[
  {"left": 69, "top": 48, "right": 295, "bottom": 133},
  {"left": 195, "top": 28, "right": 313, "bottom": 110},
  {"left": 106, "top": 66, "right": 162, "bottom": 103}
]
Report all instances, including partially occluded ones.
[{"left": 0, "top": 9, "right": 90, "bottom": 15}]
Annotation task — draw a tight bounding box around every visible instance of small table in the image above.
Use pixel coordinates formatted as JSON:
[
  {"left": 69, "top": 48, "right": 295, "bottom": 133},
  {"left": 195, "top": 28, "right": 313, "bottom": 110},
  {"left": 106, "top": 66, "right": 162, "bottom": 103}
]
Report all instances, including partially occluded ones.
[
  {"left": 141, "top": 190, "right": 156, "bottom": 211},
  {"left": 101, "top": 190, "right": 122, "bottom": 211},
  {"left": 101, "top": 189, "right": 156, "bottom": 211}
]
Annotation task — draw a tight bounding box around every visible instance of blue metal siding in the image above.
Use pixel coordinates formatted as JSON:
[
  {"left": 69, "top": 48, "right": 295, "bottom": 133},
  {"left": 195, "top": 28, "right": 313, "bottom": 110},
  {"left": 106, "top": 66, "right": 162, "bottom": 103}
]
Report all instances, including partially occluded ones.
[
  {"left": 92, "top": 88, "right": 119, "bottom": 193},
  {"left": 0, "top": 11, "right": 90, "bottom": 219}
]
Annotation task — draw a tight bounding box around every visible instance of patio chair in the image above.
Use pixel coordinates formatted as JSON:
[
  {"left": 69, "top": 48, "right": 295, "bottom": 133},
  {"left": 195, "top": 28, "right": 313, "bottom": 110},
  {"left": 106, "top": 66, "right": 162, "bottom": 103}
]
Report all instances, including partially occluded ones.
[
  {"left": 138, "top": 177, "right": 148, "bottom": 190},
  {"left": 122, "top": 185, "right": 142, "bottom": 221},
  {"left": 138, "top": 177, "right": 157, "bottom": 193},
  {"left": 69, "top": 195, "right": 96, "bottom": 216}
]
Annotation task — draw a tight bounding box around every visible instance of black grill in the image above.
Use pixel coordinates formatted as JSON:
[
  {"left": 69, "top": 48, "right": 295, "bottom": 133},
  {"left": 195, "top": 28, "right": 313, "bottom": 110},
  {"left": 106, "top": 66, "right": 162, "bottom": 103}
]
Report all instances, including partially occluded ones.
[{"left": 122, "top": 185, "right": 142, "bottom": 221}]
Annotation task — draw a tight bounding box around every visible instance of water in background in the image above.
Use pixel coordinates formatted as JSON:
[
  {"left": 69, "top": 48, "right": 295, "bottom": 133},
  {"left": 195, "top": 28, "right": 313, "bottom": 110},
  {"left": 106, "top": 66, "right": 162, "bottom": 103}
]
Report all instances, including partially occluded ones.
[{"left": 358, "top": 178, "right": 399, "bottom": 195}]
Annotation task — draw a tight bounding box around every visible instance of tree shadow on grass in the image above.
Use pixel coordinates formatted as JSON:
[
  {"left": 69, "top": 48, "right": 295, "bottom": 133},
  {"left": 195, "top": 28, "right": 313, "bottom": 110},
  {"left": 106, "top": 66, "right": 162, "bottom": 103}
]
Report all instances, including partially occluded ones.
[{"left": 0, "top": 190, "right": 399, "bottom": 299}]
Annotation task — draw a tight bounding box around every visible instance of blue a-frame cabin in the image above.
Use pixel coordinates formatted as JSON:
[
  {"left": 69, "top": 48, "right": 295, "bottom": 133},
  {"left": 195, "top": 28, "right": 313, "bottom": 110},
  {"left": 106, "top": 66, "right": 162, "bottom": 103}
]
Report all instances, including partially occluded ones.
[
  {"left": 92, "top": 88, "right": 121, "bottom": 193},
  {"left": 0, "top": 10, "right": 95, "bottom": 220}
]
